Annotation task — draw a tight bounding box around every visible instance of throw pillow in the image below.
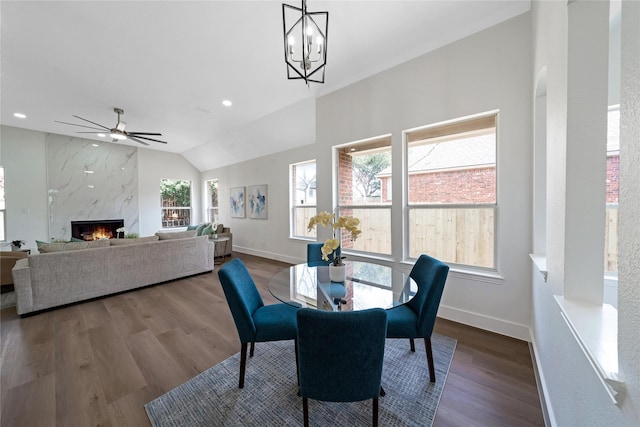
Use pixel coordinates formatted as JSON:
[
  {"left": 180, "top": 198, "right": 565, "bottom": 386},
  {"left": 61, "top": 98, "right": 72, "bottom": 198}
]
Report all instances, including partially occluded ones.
[
  {"left": 155, "top": 230, "right": 197, "bottom": 240},
  {"left": 195, "top": 223, "right": 209, "bottom": 236},
  {"left": 186, "top": 225, "right": 198, "bottom": 231},
  {"left": 38, "top": 241, "right": 89, "bottom": 253},
  {"left": 201, "top": 223, "right": 214, "bottom": 236}
]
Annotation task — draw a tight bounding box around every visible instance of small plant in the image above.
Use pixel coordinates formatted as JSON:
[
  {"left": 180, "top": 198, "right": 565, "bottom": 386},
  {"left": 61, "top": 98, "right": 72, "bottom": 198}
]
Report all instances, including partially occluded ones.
[
  {"left": 11, "top": 239, "right": 26, "bottom": 248},
  {"left": 125, "top": 233, "right": 139, "bottom": 239},
  {"left": 307, "top": 211, "right": 361, "bottom": 266}
]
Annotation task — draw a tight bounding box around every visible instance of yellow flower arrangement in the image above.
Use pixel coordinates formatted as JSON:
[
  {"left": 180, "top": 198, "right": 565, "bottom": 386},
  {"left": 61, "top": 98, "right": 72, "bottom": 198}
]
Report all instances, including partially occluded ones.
[{"left": 307, "top": 211, "right": 362, "bottom": 265}]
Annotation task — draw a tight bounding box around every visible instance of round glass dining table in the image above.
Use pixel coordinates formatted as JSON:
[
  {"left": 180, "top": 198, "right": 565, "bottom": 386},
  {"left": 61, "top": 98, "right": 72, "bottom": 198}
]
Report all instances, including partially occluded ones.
[{"left": 268, "top": 261, "right": 417, "bottom": 312}]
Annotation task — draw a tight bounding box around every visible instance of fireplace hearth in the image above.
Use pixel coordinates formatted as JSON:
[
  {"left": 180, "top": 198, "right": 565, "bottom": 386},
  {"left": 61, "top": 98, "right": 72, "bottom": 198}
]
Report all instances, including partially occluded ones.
[{"left": 71, "top": 219, "right": 124, "bottom": 241}]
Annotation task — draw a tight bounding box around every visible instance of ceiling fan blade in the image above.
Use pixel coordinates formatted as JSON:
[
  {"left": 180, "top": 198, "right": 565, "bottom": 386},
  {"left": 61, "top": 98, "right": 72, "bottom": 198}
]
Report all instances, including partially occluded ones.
[
  {"left": 130, "top": 135, "right": 168, "bottom": 144},
  {"left": 128, "top": 136, "right": 150, "bottom": 146},
  {"left": 127, "top": 132, "right": 163, "bottom": 136},
  {"left": 76, "top": 131, "right": 103, "bottom": 134},
  {"left": 72, "top": 115, "right": 110, "bottom": 130},
  {"left": 54, "top": 120, "right": 106, "bottom": 131}
]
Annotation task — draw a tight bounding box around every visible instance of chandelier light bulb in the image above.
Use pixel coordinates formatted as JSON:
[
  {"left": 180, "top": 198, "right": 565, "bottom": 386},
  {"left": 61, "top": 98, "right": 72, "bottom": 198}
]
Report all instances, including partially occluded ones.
[{"left": 288, "top": 35, "right": 295, "bottom": 46}]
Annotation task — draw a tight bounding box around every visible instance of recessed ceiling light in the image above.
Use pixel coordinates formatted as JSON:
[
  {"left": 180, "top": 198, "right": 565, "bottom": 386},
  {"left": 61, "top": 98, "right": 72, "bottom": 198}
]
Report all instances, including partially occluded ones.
[
  {"left": 88, "top": 185, "right": 95, "bottom": 189},
  {"left": 13, "top": 113, "right": 26, "bottom": 119},
  {"left": 97, "top": 133, "right": 106, "bottom": 138},
  {"left": 84, "top": 170, "right": 94, "bottom": 174},
  {"left": 222, "top": 100, "right": 232, "bottom": 107}
]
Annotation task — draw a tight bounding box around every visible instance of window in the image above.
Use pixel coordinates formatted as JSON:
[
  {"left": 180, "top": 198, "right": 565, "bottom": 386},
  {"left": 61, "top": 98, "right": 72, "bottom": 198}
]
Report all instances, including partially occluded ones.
[
  {"left": 291, "top": 160, "right": 317, "bottom": 238},
  {"left": 406, "top": 113, "right": 497, "bottom": 269},
  {"left": 160, "top": 179, "right": 192, "bottom": 228},
  {"left": 0, "top": 167, "right": 5, "bottom": 241},
  {"left": 206, "top": 179, "right": 219, "bottom": 224},
  {"left": 336, "top": 136, "right": 392, "bottom": 256},
  {"left": 605, "top": 105, "right": 619, "bottom": 275}
]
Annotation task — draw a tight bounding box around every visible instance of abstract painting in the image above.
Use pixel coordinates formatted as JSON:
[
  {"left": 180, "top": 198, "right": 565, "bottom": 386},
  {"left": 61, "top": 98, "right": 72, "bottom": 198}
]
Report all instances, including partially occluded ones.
[
  {"left": 230, "top": 187, "right": 245, "bottom": 218},
  {"left": 247, "top": 184, "right": 268, "bottom": 219}
]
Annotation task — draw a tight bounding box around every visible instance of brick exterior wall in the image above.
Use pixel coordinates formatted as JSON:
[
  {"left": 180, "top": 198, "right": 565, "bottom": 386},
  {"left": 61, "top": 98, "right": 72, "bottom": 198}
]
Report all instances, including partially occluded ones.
[{"left": 606, "top": 155, "right": 619, "bottom": 204}]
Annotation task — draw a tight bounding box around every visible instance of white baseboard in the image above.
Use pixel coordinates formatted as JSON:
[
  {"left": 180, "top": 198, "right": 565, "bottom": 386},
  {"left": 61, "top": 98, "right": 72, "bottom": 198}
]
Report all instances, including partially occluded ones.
[
  {"left": 437, "top": 304, "right": 532, "bottom": 341},
  {"left": 232, "top": 246, "right": 304, "bottom": 266},
  {"left": 529, "top": 335, "right": 557, "bottom": 427}
]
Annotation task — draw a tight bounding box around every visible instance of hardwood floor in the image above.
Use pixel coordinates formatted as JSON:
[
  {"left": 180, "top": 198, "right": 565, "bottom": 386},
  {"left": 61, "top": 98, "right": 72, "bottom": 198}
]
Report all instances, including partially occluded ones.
[{"left": 0, "top": 253, "right": 544, "bottom": 426}]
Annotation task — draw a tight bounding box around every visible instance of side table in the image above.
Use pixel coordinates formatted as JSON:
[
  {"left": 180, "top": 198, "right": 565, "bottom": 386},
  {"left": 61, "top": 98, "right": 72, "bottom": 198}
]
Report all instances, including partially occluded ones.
[{"left": 210, "top": 236, "right": 230, "bottom": 265}]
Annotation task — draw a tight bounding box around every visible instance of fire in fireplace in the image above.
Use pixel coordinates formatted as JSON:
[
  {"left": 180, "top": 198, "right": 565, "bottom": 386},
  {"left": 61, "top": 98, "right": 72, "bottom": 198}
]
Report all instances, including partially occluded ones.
[{"left": 71, "top": 219, "right": 125, "bottom": 241}]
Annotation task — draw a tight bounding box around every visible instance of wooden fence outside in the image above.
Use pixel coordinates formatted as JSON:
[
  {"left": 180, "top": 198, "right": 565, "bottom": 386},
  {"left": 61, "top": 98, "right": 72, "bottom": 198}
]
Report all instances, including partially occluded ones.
[{"left": 296, "top": 206, "right": 618, "bottom": 271}]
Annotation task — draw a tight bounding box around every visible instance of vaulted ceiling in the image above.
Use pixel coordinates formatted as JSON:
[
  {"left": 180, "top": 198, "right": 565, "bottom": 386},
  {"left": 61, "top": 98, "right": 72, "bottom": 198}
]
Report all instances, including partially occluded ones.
[{"left": 1, "top": 1, "right": 530, "bottom": 171}]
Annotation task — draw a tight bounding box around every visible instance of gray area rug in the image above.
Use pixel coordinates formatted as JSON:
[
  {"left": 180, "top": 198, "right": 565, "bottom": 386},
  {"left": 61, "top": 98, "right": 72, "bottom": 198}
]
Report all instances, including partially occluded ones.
[{"left": 145, "top": 333, "right": 456, "bottom": 427}]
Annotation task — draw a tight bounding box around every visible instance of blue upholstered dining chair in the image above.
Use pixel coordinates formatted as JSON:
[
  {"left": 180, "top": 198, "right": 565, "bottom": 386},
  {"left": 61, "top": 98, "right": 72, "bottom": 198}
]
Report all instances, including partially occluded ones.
[
  {"left": 386, "top": 254, "right": 449, "bottom": 383},
  {"left": 307, "top": 242, "right": 331, "bottom": 266},
  {"left": 218, "top": 258, "right": 299, "bottom": 388},
  {"left": 296, "top": 308, "right": 387, "bottom": 427}
]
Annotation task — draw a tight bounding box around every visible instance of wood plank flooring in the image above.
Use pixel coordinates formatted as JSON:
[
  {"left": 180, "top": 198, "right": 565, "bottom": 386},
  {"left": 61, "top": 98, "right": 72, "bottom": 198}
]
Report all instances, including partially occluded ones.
[{"left": 0, "top": 253, "right": 544, "bottom": 426}]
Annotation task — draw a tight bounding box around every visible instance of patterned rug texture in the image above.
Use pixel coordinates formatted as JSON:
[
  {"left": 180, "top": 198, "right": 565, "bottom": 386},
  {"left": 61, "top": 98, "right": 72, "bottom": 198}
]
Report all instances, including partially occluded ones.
[{"left": 145, "top": 333, "right": 457, "bottom": 427}]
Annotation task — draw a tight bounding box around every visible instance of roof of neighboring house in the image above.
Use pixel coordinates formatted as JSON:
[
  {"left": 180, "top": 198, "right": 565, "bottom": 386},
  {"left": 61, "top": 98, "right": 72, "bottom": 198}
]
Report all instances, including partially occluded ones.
[{"left": 378, "top": 134, "right": 496, "bottom": 177}]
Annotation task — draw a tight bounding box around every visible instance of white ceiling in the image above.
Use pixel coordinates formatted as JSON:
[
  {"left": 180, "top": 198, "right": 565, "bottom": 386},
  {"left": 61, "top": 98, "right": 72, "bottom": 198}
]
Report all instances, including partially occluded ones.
[{"left": 1, "top": 1, "right": 530, "bottom": 171}]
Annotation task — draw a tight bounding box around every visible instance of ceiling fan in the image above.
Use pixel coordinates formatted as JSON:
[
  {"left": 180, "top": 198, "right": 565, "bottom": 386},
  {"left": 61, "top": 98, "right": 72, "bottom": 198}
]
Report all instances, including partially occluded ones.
[{"left": 55, "top": 107, "right": 168, "bottom": 145}]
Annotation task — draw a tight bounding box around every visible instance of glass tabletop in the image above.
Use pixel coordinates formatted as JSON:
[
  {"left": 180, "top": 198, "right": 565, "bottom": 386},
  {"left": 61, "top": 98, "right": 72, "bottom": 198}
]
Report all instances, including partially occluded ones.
[{"left": 268, "top": 261, "right": 417, "bottom": 312}]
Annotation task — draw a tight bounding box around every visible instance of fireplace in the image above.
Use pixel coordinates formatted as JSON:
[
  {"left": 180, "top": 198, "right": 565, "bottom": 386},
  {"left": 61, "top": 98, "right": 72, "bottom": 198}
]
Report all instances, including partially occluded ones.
[{"left": 71, "top": 219, "right": 124, "bottom": 241}]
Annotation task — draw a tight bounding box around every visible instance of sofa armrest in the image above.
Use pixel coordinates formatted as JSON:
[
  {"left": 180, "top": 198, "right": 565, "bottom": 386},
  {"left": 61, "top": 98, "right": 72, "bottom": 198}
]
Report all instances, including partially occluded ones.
[{"left": 12, "top": 258, "right": 33, "bottom": 315}]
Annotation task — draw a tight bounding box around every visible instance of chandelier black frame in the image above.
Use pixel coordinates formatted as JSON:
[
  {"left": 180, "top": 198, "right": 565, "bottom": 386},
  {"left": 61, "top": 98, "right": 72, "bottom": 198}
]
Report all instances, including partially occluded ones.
[{"left": 282, "top": 0, "right": 329, "bottom": 84}]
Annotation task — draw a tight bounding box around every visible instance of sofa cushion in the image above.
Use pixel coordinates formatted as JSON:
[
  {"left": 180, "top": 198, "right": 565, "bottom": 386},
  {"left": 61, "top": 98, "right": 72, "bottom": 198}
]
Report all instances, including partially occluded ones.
[
  {"left": 155, "top": 230, "right": 197, "bottom": 240},
  {"left": 109, "top": 235, "right": 160, "bottom": 246},
  {"left": 186, "top": 225, "right": 198, "bottom": 231},
  {"left": 38, "top": 239, "right": 110, "bottom": 253}
]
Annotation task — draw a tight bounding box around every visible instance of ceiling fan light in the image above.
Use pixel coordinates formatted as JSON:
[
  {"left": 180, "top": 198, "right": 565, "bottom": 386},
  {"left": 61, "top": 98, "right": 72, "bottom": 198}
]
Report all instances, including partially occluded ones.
[{"left": 110, "top": 132, "right": 127, "bottom": 140}]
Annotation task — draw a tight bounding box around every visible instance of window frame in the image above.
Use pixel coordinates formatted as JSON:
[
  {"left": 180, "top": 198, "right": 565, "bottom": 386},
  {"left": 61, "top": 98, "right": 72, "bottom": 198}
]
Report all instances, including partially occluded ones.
[
  {"left": 160, "top": 178, "right": 192, "bottom": 229},
  {"left": 290, "top": 160, "right": 317, "bottom": 240},
  {"left": 334, "top": 134, "right": 393, "bottom": 258},
  {"left": 205, "top": 178, "right": 219, "bottom": 225},
  {"left": 404, "top": 111, "right": 499, "bottom": 271}
]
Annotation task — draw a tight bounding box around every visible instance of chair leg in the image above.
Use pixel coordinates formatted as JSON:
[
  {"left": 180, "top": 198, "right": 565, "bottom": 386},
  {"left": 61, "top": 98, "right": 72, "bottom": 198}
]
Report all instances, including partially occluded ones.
[
  {"left": 303, "top": 397, "right": 309, "bottom": 427},
  {"left": 380, "top": 386, "right": 386, "bottom": 397},
  {"left": 294, "top": 339, "right": 300, "bottom": 386},
  {"left": 425, "top": 337, "right": 435, "bottom": 382},
  {"left": 373, "top": 397, "right": 379, "bottom": 427},
  {"left": 410, "top": 338, "right": 416, "bottom": 352},
  {"left": 250, "top": 341, "right": 255, "bottom": 357},
  {"left": 239, "top": 342, "right": 248, "bottom": 388}
]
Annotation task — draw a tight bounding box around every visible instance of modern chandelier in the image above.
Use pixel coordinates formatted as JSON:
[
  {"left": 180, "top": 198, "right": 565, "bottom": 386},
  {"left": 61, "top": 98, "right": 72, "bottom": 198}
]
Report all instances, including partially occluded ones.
[{"left": 282, "top": 0, "right": 329, "bottom": 84}]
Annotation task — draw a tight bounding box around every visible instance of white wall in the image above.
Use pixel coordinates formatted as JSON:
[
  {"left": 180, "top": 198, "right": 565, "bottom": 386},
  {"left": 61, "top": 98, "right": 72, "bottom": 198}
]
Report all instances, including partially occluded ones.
[
  {"left": 0, "top": 126, "right": 48, "bottom": 249},
  {"left": 531, "top": 0, "right": 640, "bottom": 425},
  {"left": 201, "top": 142, "right": 319, "bottom": 265},
  {"left": 0, "top": 125, "right": 200, "bottom": 246}
]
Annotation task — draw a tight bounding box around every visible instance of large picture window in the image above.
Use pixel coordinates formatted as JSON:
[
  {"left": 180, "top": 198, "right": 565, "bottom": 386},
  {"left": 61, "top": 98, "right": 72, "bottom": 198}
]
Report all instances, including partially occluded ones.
[
  {"left": 160, "top": 179, "right": 192, "bottom": 228},
  {"left": 336, "top": 136, "right": 392, "bottom": 256},
  {"left": 406, "top": 113, "right": 497, "bottom": 269},
  {"left": 206, "top": 179, "right": 219, "bottom": 224},
  {"left": 291, "top": 160, "right": 317, "bottom": 239}
]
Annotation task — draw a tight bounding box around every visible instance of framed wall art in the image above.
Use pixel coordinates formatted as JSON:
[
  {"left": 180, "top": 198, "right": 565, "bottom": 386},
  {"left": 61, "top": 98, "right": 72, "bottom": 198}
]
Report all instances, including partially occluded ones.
[
  {"left": 247, "top": 184, "right": 268, "bottom": 219},
  {"left": 230, "top": 187, "right": 245, "bottom": 218}
]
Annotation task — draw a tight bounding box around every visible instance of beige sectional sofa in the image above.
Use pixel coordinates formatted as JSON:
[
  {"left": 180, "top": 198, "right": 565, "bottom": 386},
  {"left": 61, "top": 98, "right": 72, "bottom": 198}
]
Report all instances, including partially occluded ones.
[{"left": 12, "top": 232, "right": 214, "bottom": 316}]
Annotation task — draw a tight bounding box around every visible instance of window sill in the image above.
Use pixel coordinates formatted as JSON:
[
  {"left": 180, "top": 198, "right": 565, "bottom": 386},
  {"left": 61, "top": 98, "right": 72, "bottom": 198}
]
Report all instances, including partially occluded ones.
[
  {"left": 554, "top": 295, "right": 625, "bottom": 404},
  {"left": 530, "top": 253, "right": 548, "bottom": 281}
]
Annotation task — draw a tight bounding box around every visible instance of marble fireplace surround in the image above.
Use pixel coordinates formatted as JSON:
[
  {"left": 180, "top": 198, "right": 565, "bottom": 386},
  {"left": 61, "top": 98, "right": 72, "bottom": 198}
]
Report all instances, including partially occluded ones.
[{"left": 46, "top": 134, "right": 139, "bottom": 241}]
